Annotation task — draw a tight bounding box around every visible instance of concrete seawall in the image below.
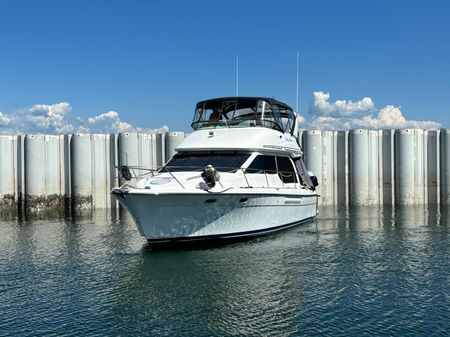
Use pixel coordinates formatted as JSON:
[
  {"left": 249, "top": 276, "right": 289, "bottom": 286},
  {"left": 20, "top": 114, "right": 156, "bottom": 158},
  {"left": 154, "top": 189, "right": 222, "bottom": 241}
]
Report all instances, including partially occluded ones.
[{"left": 0, "top": 129, "right": 449, "bottom": 209}]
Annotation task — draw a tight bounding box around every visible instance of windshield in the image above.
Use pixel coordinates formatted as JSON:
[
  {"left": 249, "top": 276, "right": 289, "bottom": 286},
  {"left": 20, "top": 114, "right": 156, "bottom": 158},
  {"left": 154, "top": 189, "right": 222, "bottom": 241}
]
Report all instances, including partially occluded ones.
[
  {"left": 160, "top": 153, "right": 250, "bottom": 173},
  {"left": 191, "top": 98, "right": 295, "bottom": 134}
]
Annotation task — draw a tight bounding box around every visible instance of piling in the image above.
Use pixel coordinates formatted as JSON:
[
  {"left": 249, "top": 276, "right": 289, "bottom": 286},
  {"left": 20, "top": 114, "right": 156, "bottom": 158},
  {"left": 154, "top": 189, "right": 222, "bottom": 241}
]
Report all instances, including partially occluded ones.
[
  {"left": 426, "top": 130, "right": 439, "bottom": 204},
  {"left": 71, "top": 134, "right": 92, "bottom": 207},
  {"left": 152, "top": 133, "right": 166, "bottom": 168},
  {"left": 117, "top": 133, "right": 164, "bottom": 185},
  {"left": 321, "top": 131, "right": 336, "bottom": 205},
  {"left": 441, "top": 129, "right": 450, "bottom": 204},
  {"left": 381, "top": 130, "right": 395, "bottom": 206},
  {"left": 348, "top": 129, "right": 382, "bottom": 206},
  {"left": 303, "top": 130, "right": 324, "bottom": 202},
  {"left": 394, "top": 129, "right": 426, "bottom": 205},
  {"left": 71, "top": 134, "right": 114, "bottom": 208},
  {"left": 335, "top": 131, "right": 348, "bottom": 206},
  {"left": 24, "top": 135, "right": 67, "bottom": 209},
  {"left": 165, "top": 132, "right": 185, "bottom": 161},
  {"left": 349, "top": 130, "right": 371, "bottom": 205},
  {"left": 0, "top": 136, "right": 19, "bottom": 207}
]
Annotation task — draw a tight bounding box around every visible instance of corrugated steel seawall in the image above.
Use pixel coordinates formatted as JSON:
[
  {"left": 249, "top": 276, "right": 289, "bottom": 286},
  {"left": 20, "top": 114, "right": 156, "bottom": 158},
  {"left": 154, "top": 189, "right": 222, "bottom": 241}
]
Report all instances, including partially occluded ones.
[
  {"left": 0, "top": 132, "right": 184, "bottom": 210},
  {"left": 300, "top": 129, "right": 447, "bottom": 206},
  {"left": 1, "top": 129, "right": 450, "bottom": 209}
]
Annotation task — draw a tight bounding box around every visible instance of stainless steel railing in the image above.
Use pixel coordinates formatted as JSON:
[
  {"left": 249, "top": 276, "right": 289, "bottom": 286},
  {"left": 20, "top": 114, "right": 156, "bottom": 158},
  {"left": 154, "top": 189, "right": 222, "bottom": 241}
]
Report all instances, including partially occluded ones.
[{"left": 116, "top": 165, "right": 309, "bottom": 191}]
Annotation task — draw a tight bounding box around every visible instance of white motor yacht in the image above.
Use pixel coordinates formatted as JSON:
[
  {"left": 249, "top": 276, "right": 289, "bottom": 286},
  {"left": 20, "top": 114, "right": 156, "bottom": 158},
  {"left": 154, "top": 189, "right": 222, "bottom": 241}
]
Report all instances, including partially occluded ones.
[{"left": 112, "top": 97, "right": 319, "bottom": 245}]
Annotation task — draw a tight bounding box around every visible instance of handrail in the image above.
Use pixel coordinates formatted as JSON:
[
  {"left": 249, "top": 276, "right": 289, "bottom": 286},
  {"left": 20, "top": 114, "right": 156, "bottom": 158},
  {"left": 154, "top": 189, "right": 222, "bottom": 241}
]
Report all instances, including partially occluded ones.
[
  {"left": 237, "top": 168, "right": 306, "bottom": 190},
  {"left": 163, "top": 166, "right": 186, "bottom": 189},
  {"left": 115, "top": 165, "right": 187, "bottom": 189},
  {"left": 116, "top": 165, "right": 309, "bottom": 191},
  {"left": 116, "top": 165, "right": 159, "bottom": 179}
]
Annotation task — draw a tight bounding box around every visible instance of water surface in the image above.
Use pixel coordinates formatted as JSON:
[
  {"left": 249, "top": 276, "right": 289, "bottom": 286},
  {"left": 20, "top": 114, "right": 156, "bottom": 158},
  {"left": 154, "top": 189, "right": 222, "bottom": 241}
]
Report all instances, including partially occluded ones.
[{"left": 1, "top": 206, "right": 449, "bottom": 336}]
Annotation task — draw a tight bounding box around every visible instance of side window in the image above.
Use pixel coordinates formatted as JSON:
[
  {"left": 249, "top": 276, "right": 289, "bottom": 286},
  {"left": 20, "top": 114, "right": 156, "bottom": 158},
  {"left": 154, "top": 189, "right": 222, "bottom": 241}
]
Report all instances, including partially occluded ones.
[
  {"left": 246, "top": 156, "right": 264, "bottom": 173},
  {"left": 272, "top": 105, "right": 283, "bottom": 131},
  {"left": 286, "top": 109, "right": 294, "bottom": 133},
  {"left": 278, "top": 106, "right": 288, "bottom": 132},
  {"left": 256, "top": 101, "right": 281, "bottom": 130},
  {"left": 277, "top": 107, "right": 294, "bottom": 133},
  {"left": 246, "top": 155, "right": 277, "bottom": 174},
  {"left": 276, "top": 156, "right": 297, "bottom": 183},
  {"left": 264, "top": 156, "right": 277, "bottom": 173}
]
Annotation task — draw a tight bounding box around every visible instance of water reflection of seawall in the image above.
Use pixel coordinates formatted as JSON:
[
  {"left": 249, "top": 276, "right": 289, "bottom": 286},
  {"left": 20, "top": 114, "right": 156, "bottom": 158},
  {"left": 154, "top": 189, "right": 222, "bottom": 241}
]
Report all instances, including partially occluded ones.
[
  {"left": 0, "top": 208, "right": 148, "bottom": 336},
  {"left": 317, "top": 204, "right": 444, "bottom": 230}
]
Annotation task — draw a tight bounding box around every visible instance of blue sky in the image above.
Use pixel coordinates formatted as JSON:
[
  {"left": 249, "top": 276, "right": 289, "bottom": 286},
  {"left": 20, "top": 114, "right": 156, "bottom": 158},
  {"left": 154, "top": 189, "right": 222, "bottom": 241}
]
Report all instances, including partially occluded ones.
[{"left": 0, "top": 0, "right": 449, "bottom": 133}]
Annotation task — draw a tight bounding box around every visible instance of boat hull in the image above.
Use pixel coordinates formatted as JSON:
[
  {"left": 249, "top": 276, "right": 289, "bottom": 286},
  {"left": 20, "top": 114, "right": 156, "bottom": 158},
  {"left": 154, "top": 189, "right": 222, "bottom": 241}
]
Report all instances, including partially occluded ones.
[{"left": 114, "top": 190, "right": 318, "bottom": 243}]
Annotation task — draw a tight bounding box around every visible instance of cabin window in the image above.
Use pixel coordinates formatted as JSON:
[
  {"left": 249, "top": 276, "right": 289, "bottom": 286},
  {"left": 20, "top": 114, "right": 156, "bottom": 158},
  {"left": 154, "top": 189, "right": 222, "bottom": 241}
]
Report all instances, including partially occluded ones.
[
  {"left": 246, "top": 155, "right": 277, "bottom": 174},
  {"left": 161, "top": 153, "right": 250, "bottom": 172},
  {"left": 246, "top": 155, "right": 298, "bottom": 183},
  {"left": 276, "top": 156, "right": 298, "bottom": 183}
]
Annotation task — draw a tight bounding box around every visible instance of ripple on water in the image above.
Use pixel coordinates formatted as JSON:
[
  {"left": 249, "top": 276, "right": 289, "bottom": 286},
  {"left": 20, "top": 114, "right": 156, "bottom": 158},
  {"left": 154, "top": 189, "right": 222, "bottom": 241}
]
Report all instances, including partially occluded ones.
[{"left": 1, "top": 206, "right": 450, "bottom": 336}]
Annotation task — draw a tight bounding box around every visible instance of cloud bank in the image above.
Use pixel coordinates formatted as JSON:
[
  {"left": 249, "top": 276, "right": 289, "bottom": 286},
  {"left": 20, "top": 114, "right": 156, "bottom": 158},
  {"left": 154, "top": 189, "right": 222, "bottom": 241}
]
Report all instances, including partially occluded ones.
[
  {"left": 306, "top": 91, "right": 440, "bottom": 130},
  {"left": 0, "top": 102, "right": 168, "bottom": 135},
  {"left": 0, "top": 94, "right": 440, "bottom": 134}
]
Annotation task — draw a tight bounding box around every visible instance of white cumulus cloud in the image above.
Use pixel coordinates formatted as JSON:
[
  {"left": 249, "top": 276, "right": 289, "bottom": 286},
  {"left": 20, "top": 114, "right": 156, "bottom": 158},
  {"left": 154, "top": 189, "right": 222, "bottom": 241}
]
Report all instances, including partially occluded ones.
[
  {"left": 0, "top": 102, "right": 169, "bottom": 135},
  {"left": 0, "top": 112, "right": 12, "bottom": 126},
  {"left": 87, "top": 111, "right": 134, "bottom": 133},
  {"left": 25, "top": 102, "right": 73, "bottom": 133},
  {"left": 310, "top": 91, "right": 376, "bottom": 117},
  {"left": 308, "top": 91, "right": 440, "bottom": 130}
]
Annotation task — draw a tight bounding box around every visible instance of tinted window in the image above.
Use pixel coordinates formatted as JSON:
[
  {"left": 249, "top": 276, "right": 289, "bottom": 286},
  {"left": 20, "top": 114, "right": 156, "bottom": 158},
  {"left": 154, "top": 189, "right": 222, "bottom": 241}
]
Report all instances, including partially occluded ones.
[
  {"left": 161, "top": 153, "right": 250, "bottom": 172},
  {"left": 192, "top": 98, "right": 293, "bottom": 133},
  {"left": 202, "top": 100, "right": 224, "bottom": 121},
  {"left": 279, "top": 106, "right": 295, "bottom": 132},
  {"left": 232, "top": 99, "right": 257, "bottom": 119},
  {"left": 246, "top": 155, "right": 277, "bottom": 174},
  {"left": 272, "top": 105, "right": 283, "bottom": 131},
  {"left": 255, "top": 101, "right": 281, "bottom": 130},
  {"left": 286, "top": 109, "right": 294, "bottom": 132},
  {"left": 222, "top": 99, "right": 237, "bottom": 119},
  {"left": 276, "top": 156, "right": 297, "bottom": 183}
]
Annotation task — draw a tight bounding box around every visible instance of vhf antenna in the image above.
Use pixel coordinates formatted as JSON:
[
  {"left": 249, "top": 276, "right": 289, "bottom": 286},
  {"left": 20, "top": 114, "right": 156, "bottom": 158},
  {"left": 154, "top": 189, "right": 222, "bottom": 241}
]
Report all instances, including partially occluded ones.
[
  {"left": 294, "top": 51, "right": 303, "bottom": 152},
  {"left": 236, "top": 55, "right": 239, "bottom": 96},
  {"left": 296, "top": 51, "right": 299, "bottom": 112}
]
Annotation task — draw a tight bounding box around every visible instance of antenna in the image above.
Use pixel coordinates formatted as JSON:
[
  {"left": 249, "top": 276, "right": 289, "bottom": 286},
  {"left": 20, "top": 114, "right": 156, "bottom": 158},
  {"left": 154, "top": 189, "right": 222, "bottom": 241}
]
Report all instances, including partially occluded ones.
[
  {"left": 236, "top": 56, "right": 239, "bottom": 96},
  {"left": 296, "top": 51, "right": 299, "bottom": 112}
]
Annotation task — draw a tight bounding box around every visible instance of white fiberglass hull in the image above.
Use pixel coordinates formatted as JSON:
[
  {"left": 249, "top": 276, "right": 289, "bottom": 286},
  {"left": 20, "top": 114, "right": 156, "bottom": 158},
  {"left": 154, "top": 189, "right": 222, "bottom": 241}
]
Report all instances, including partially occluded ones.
[{"left": 113, "top": 188, "right": 318, "bottom": 243}]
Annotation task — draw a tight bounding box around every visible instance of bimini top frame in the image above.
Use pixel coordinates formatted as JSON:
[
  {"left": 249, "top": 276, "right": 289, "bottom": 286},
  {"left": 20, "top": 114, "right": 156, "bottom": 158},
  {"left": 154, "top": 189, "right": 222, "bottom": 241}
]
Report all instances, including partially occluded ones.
[{"left": 191, "top": 97, "right": 296, "bottom": 135}]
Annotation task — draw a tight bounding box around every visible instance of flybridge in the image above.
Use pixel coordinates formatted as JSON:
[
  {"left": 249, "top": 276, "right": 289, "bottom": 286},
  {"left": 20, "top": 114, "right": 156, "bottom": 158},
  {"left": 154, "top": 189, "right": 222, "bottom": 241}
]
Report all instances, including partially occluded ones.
[{"left": 191, "top": 97, "right": 297, "bottom": 135}]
